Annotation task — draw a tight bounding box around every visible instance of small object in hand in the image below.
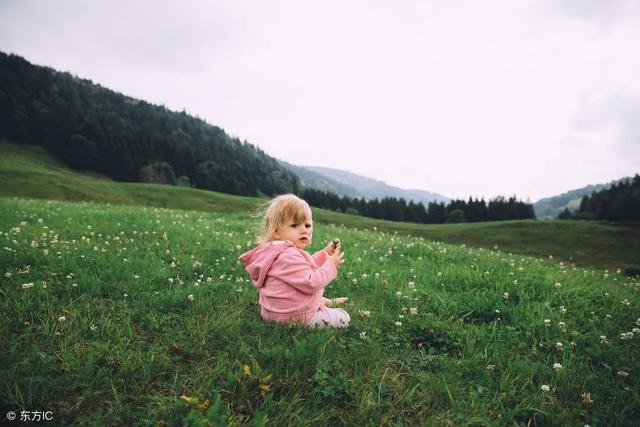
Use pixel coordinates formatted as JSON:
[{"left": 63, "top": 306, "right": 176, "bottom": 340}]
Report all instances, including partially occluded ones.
[{"left": 332, "top": 238, "right": 341, "bottom": 249}]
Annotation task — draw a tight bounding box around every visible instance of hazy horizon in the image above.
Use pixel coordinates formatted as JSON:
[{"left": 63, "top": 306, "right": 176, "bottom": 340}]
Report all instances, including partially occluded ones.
[{"left": 1, "top": 0, "right": 639, "bottom": 202}]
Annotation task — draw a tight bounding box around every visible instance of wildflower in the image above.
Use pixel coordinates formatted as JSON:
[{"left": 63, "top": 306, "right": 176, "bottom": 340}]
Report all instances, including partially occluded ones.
[
  {"left": 558, "top": 321, "right": 566, "bottom": 328},
  {"left": 410, "top": 307, "right": 418, "bottom": 316},
  {"left": 554, "top": 282, "right": 562, "bottom": 289},
  {"left": 90, "top": 324, "right": 97, "bottom": 332},
  {"left": 503, "top": 292, "right": 509, "bottom": 299},
  {"left": 359, "top": 331, "right": 367, "bottom": 340},
  {"left": 541, "top": 384, "right": 550, "bottom": 392},
  {"left": 357, "top": 310, "right": 371, "bottom": 318},
  {"left": 21, "top": 283, "right": 34, "bottom": 289},
  {"left": 544, "top": 319, "right": 551, "bottom": 327},
  {"left": 396, "top": 291, "right": 402, "bottom": 298},
  {"left": 352, "top": 279, "right": 358, "bottom": 285},
  {"left": 124, "top": 293, "right": 128, "bottom": 298},
  {"left": 394, "top": 321, "right": 402, "bottom": 326},
  {"left": 620, "top": 332, "right": 634, "bottom": 340},
  {"left": 622, "top": 299, "right": 630, "bottom": 306},
  {"left": 600, "top": 335, "right": 608, "bottom": 344},
  {"left": 188, "top": 294, "right": 194, "bottom": 301},
  {"left": 553, "top": 363, "right": 562, "bottom": 371},
  {"left": 581, "top": 392, "right": 593, "bottom": 406},
  {"left": 617, "top": 370, "right": 629, "bottom": 379},
  {"left": 58, "top": 316, "right": 66, "bottom": 322},
  {"left": 559, "top": 305, "right": 567, "bottom": 314},
  {"left": 556, "top": 342, "right": 563, "bottom": 350},
  {"left": 486, "top": 364, "right": 496, "bottom": 371}
]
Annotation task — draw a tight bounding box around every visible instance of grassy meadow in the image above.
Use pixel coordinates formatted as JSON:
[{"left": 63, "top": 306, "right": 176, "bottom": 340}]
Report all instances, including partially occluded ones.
[
  {"left": 1, "top": 196, "right": 639, "bottom": 425},
  {"left": 2, "top": 140, "right": 640, "bottom": 274}
]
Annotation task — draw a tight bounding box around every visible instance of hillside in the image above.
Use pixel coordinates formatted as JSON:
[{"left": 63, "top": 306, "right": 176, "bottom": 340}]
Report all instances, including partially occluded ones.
[
  {"left": 303, "top": 166, "right": 450, "bottom": 205},
  {"left": 0, "top": 51, "right": 299, "bottom": 196},
  {"left": 278, "top": 160, "right": 363, "bottom": 198},
  {"left": 1, "top": 140, "right": 639, "bottom": 273},
  {"left": 533, "top": 178, "right": 632, "bottom": 218}
]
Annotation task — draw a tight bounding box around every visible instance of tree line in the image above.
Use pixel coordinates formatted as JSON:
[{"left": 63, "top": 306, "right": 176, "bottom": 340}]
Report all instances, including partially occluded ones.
[
  {"left": 558, "top": 174, "right": 640, "bottom": 222},
  {"left": 301, "top": 188, "right": 535, "bottom": 223},
  {"left": 0, "top": 52, "right": 300, "bottom": 197}
]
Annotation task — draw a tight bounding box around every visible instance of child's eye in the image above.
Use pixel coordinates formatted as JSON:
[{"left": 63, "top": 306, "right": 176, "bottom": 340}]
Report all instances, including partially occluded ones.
[{"left": 290, "top": 224, "right": 298, "bottom": 228}]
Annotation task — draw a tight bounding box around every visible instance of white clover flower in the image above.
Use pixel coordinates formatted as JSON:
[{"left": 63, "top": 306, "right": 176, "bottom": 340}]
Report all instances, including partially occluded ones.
[
  {"left": 600, "top": 335, "right": 608, "bottom": 344},
  {"left": 358, "top": 310, "right": 371, "bottom": 318},
  {"left": 408, "top": 281, "right": 415, "bottom": 289},
  {"left": 558, "top": 321, "right": 566, "bottom": 328},
  {"left": 554, "top": 282, "right": 562, "bottom": 289},
  {"left": 124, "top": 293, "right": 128, "bottom": 298},
  {"left": 90, "top": 324, "right": 97, "bottom": 331},
  {"left": 553, "top": 363, "right": 562, "bottom": 371},
  {"left": 352, "top": 279, "right": 358, "bottom": 285},
  {"left": 396, "top": 291, "right": 402, "bottom": 298},
  {"left": 559, "top": 305, "right": 567, "bottom": 314},
  {"left": 617, "top": 370, "right": 629, "bottom": 379},
  {"left": 58, "top": 316, "right": 66, "bottom": 322},
  {"left": 359, "top": 331, "right": 367, "bottom": 340},
  {"left": 21, "top": 283, "right": 34, "bottom": 289},
  {"left": 544, "top": 319, "right": 551, "bottom": 327},
  {"left": 188, "top": 294, "right": 194, "bottom": 301},
  {"left": 581, "top": 393, "right": 593, "bottom": 406},
  {"left": 410, "top": 307, "right": 418, "bottom": 316},
  {"left": 622, "top": 299, "right": 631, "bottom": 306},
  {"left": 556, "top": 342, "right": 563, "bottom": 350},
  {"left": 503, "top": 292, "right": 509, "bottom": 299},
  {"left": 394, "top": 321, "right": 402, "bottom": 326},
  {"left": 541, "top": 384, "right": 550, "bottom": 392},
  {"left": 485, "top": 364, "right": 496, "bottom": 371}
]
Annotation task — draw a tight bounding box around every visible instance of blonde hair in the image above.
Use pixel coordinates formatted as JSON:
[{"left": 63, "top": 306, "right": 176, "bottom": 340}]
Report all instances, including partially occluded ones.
[{"left": 258, "top": 194, "right": 312, "bottom": 243}]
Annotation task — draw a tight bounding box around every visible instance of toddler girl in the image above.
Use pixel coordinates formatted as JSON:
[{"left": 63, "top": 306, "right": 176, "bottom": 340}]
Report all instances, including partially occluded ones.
[{"left": 239, "top": 194, "right": 350, "bottom": 328}]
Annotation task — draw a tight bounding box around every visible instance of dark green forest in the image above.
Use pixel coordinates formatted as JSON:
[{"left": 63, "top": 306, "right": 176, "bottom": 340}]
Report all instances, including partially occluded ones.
[
  {"left": 0, "top": 51, "right": 300, "bottom": 196},
  {"left": 559, "top": 174, "right": 640, "bottom": 222},
  {"left": 301, "top": 188, "right": 535, "bottom": 224}
]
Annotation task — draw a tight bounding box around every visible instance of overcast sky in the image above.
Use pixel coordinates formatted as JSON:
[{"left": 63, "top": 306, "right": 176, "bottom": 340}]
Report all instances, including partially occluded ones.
[{"left": 1, "top": 0, "right": 639, "bottom": 201}]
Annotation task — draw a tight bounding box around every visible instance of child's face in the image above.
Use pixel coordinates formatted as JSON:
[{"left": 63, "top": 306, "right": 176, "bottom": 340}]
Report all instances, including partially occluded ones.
[{"left": 274, "top": 216, "right": 313, "bottom": 249}]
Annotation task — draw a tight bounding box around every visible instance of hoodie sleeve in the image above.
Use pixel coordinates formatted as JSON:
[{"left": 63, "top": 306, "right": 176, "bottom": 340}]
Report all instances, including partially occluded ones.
[
  {"left": 270, "top": 248, "right": 337, "bottom": 295},
  {"left": 312, "top": 249, "right": 327, "bottom": 266}
]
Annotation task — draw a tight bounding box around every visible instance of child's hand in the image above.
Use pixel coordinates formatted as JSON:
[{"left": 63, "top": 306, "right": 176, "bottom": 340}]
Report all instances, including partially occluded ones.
[
  {"left": 323, "top": 297, "right": 349, "bottom": 306},
  {"left": 327, "top": 247, "right": 344, "bottom": 269},
  {"left": 325, "top": 238, "right": 341, "bottom": 256}
]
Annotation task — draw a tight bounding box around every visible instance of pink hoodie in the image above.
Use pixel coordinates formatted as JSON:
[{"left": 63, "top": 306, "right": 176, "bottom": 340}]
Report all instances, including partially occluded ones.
[{"left": 239, "top": 240, "right": 337, "bottom": 323}]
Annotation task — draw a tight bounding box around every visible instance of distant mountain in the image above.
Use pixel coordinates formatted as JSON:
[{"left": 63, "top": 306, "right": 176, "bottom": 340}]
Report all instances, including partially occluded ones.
[
  {"left": 290, "top": 165, "right": 450, "bottom": 205},
  {"left": 533, "top": 177, "right": 634, "bottom": 218},
  {"left": 278, "top": 161, "right": 363, "bottom": 198}
]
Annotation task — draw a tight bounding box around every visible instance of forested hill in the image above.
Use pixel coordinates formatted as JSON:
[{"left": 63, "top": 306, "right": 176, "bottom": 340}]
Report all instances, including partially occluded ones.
[{"left": 0, "top": 51, "right": 300, "bottom": 196}]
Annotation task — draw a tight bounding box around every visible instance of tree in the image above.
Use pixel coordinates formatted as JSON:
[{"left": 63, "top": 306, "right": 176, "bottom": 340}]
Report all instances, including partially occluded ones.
[{"left": 446, "top": 208, "right": 467, "bottom": 223}]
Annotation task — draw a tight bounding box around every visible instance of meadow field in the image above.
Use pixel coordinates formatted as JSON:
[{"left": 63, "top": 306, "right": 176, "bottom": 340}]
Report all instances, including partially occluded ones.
[
  {"left": 2, "top": 140, "right": 640, "bottom": 274},
  {"left": 1, "top": 196, "right": 639, "bottom": 425}
]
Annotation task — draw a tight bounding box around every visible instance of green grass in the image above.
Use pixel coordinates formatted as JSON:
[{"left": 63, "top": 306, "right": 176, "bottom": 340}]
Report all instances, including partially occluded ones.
[
  {"left": 1, "top": 197, "right": 639, "bottom": 425},
  {"left": 2, "top": 140, "right": 639, "bottom": 273}
]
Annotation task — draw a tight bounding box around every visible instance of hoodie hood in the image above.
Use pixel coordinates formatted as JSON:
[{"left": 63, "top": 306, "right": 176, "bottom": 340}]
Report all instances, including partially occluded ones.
[{"left": 239, "top": 241, "right": 296, "bottom": 288}]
